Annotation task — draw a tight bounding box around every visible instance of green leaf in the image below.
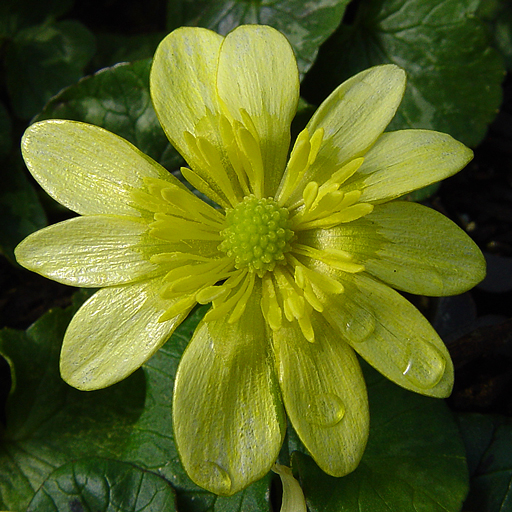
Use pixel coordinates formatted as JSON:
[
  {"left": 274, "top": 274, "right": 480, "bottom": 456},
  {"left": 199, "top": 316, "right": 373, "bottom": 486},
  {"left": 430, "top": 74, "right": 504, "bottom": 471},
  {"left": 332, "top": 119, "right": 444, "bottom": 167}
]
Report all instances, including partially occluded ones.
[
  {"left": 483, "top": 0, "right": 512, "bottom": 70},
  {"left": 35, "top": 59, "right": 183, "bottom": 171},
  {"left": 92, "top": 31, "right": 165, "bottom": 69},
  {"left": 0, "top": 102, "right": 12, "bottom": 160},
  {"left": 5, "top": 19, "right": 96, "bottom": 119},
  {"left": 0, "top": 305, "right": 146, "bottom": 511},
  {"left": 458, "top": 413, "right": 512, "bottom": 512},
  {"left": 184, "top": 0, "right": 351, "bottom": 76},
  {"left": 27, "top": 457, "right": 177, "bottom": 512},
  {"left": 293, "top": 361, "right": 469, "bottom": 512},
  {"left": 403, "top": 182, "right": 440, "bottom": 201},
  {"left": 310, "top": 0, "right": 505, "bottom": 147},
  {"left": 0, "top": 0, "right": 73, "bottom": 37},
  {"left": 0, "top": 155, "right": 47, "bottom": 262}
]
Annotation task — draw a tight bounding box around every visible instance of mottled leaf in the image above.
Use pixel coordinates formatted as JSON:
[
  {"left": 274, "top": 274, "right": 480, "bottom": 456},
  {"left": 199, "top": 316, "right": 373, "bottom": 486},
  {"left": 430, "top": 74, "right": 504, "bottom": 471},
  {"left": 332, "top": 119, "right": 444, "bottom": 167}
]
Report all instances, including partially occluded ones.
[
  {"left": 458, "top": 413, "right": 512, "bottom": 512},
  {"left": 0, "top": 305, "right": 146, "bottom": 511},
  {"left": 0, "top": 102, "right": 12, "bottom": 159},
  {"left": 308, "top": 0, "right": 505, "bottom": 147},
  {"left": 27, "top": 458, "right": 177, "bottom": 512},
  {"left": 5, "top": 20, "right": 95, "bottom": 119},
  {"left": 0, "top": 0, "right": 73, "bottom": 37}
]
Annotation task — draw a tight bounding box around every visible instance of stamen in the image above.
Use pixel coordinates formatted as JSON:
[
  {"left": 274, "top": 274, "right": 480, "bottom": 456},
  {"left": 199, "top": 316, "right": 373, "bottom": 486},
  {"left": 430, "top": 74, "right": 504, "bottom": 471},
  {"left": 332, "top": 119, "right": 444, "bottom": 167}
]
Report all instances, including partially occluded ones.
[
  {"left": 182, "top": 130, "right": 242, "bottom": 208},
  {"left": 274, "top": 268, "right": 305, "bottom": 322},
  {"left": 322, "top": 157, "right": 364, "bottom": 189},
  {"left": 219, "top": 115, "right": 251, "bottom": 196},
  {"left": 158, "top": 294, "right": 197, "bottom": 323},
  {"left": 131, "top": 177, "right": 225, "bottom": 224},
  {"left": 180, "top": 167, "right": 230, "bottom": 209},
  {"left": 150, "top": 213, "right": 223, "bottom": 243},
  {"left": 287, "top": 157, "right": 364, "bottom": 212},
  {"left": 196, "top": 284, "right": 230, "bottom": 304},
  {"left": 302, "top": 181, "right": 319, "bottom": 211},
  {"left": 261, "top": 273, "right": 282, "bottom": 331},
  {"left": 160, "top": 258, "right": 233, "bottom": 297},
  {"left": 294, "top": 266, "right": 323, "bottom": 312},
  {"left": 298, "top": 312, "right": 315, "bottom": 343},
  {"left": 234, "top": 123, "right": 264, "bottom": 198},
  {"left": 195, "top": 137, "right": 240, "bottom": 207},
  {"left": 196, "top": 268, "right": 246, "bottom": 305},
  {"left": 228, "top": 272, "right": 256, "bottom": 323},
  {"left": 308, "top": 128, "right": 323, "bottom": 165},
  {"left": 294, "top": 203, "right": 374, "bottom": 231},
  {"left": 275, "top": 128, "right": 324, "bottom": 206},
  {"left": 203, "top": 272, "right": 254, "bottom": 323}
]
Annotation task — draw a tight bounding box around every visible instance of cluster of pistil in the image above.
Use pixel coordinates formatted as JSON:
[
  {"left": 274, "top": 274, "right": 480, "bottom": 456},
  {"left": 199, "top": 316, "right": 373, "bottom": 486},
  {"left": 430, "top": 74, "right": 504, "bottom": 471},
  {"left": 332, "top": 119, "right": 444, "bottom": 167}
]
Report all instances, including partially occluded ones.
[{"left": 219, "top": 195, "right": 294, "bottom": 277}]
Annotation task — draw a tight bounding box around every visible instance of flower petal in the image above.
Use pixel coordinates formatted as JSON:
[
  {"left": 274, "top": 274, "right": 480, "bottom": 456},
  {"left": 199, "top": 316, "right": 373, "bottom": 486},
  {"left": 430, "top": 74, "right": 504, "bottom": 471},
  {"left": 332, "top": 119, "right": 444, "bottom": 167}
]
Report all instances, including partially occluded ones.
[
  {"left": 173, "top": 286, "right": 284, "bottom": 496},
  {"left": 272, "top": 314, "right": 369, "bottom": 477},
  {"left": 150, "top": 27, "right": 223, "bottom": 165},
  {"left": 363, "top": 202, "right": 485, "bottom": 295},
  {"left": 323, "top": 271, "right": 454, "bottom": 398},
  {"left": 216, "top": 25, "right": 300, "bottom": 196},
  {"left": 22, "top": 120, "right": 174, "bottom": 216},
  {"left": 293, "top": 65, "right": 405, "bottom": 199},
  {"left": 301, "top": 201, "right": 485, "bottom": 296},
  {"left": 15, "top": 215, "right": 165, "bottom": 287},
  {"left": 341, "top": 130, "right": 474, "bottom": 203},
  {"left": 272, "top": 465, "right": 307, "bottom": 512},
  {"left": 61, "top": 278, "right": 190, "bottom": 390}
]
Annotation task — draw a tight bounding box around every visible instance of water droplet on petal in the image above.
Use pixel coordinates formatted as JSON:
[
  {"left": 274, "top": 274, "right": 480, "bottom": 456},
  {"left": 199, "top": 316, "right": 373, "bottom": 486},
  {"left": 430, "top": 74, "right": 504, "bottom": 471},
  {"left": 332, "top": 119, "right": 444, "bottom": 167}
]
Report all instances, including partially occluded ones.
[
  {"left": 402, "top": 341, "right": 446, "bottom": 389},
  {"left": 343, "top": 308, "right": 375, "bottom": 344},
  {"left": 194, "top": 461, "right": 232, "bottom": 495},
  {"left": 306, "top": 393, "right": 345, "bottom": 427}
]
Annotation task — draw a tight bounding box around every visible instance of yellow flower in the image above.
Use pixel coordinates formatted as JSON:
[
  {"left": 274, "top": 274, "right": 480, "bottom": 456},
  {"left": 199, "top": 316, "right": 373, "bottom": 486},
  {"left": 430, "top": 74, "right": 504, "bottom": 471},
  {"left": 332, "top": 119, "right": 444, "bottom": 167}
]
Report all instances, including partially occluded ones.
[{"left": 15, "top": 25, "right": 485, "bottom": 496}]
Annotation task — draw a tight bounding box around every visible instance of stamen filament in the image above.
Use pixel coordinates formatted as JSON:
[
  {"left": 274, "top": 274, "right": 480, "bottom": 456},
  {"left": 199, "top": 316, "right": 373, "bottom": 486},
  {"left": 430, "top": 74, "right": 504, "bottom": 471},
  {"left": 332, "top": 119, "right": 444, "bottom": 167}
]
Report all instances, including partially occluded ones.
[
  {"left": 261, "top": 273, "right": 282, "bottom": 331},
  {"left": 275, "top": 128, "right": 324, "bottom": 206},
  {"left": 294, "top": 203, "right": 374, "bottom": 230},
  {"left": 203, "top": 271, "right": 254, "bottom": 322},
  {"left": 180, "top": 167, "right": 230, "bottom": 209},
  {"left": 158, "top": 294, "right": 197, "bottom": 323},
  {"left": 235, "top": 124, "right": 264, "bottom": 198}
]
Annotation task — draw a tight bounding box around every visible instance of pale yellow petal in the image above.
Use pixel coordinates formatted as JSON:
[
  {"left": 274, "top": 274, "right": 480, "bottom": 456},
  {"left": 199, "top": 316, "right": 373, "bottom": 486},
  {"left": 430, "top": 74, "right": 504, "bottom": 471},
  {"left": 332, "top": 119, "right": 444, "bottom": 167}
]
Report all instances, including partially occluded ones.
[
  {"left": 173, "top": 285, "right": 284, "bottom": 495},
  {"left": 216, "top": 25, "right": 300, "bottom": 196},
  {"left": 272, "top": 465, "right": 307, "bottom": 512},
  {"left": 323, "top": 271, "right": 454, "bottom": 398},
  {"left": 273, "top": 314, "right": 369, "bottom": 476},
  {"left": 300, "top": 201, "right": 485, "bottom": 296},
  {"left": 15, "top": 215, "right": 165, "bottom": 287},
  {"left": 362, "top": 202, "right": 485, "bottom": 295},
  {"left": 61, "top": 278, "right": 191, "bottom": 390},
  {"left": 150, "top": 27, "right": 224, "bottom": 166},
  {"left": 289, "top": 65, "right": 406, "bottom": 202},
  {"left": 341, "top": 130, "right": 474, "bottom": 203},
  {"left": 22, "top": 120, "right": 174, "bottom": 216}
]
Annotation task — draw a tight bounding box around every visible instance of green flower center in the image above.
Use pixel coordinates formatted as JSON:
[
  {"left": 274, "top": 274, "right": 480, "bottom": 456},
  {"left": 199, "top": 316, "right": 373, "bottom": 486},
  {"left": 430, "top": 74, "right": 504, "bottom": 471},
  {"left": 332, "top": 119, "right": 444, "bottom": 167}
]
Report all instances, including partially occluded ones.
[{"left": 219, "top": 195, "right": 294, "bottom": 276}]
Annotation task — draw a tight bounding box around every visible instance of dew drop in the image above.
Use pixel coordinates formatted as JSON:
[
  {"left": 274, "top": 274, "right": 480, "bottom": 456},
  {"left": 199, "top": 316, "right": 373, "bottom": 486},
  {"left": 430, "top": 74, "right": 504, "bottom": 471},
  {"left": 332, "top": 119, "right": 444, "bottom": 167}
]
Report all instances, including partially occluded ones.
[
  {"left": 343, "top": 308, "right": 375, "bottom": 344},
  {"left": 194, "top": 461, "right": 232, "bottom": 495},
  {"left": 306, "top": 393, "right": 345, "bottom": 427},
  {"left": 402, "top": 341, "right": 446, "bottom": 389}
]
